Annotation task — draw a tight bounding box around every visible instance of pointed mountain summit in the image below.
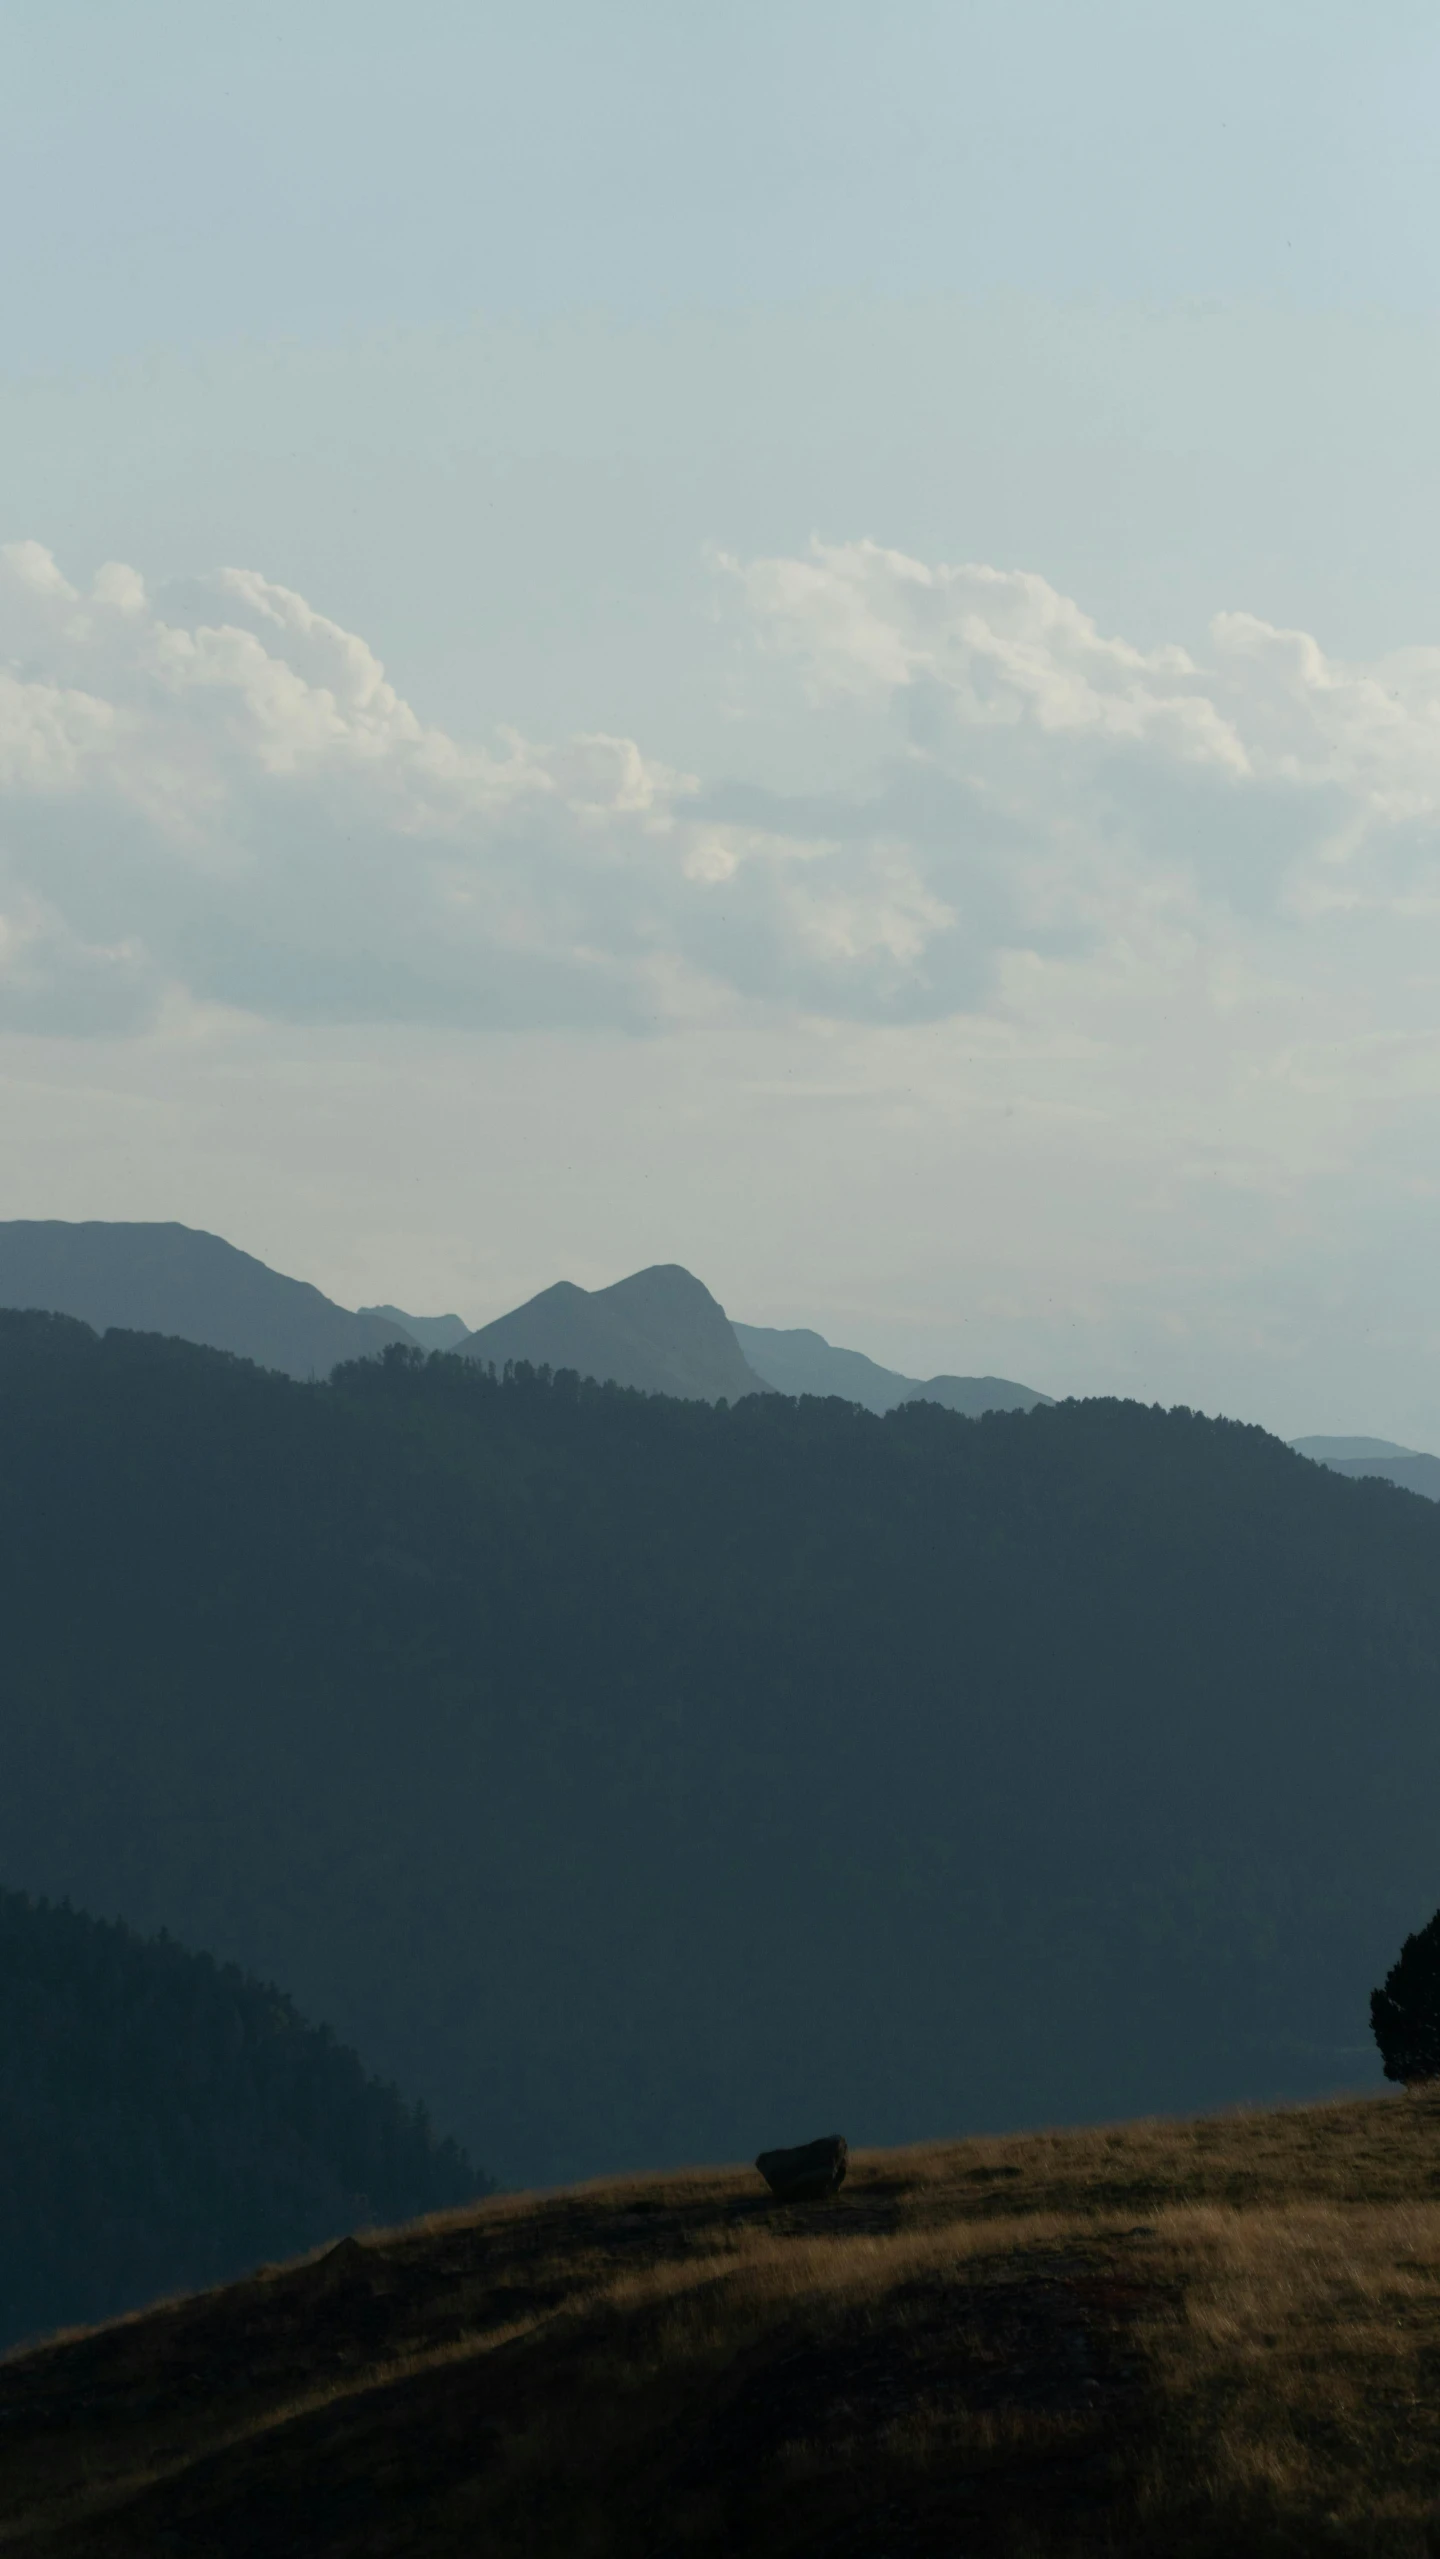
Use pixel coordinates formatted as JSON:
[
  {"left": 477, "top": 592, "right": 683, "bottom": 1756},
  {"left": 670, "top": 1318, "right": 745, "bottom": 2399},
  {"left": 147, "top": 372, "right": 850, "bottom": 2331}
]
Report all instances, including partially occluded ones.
[
  {"left": 0, "top": 1221, "right": 413, "bottom": 1380},
  {"left": 461, "top": 1264, "right": 766, "bottom": 1402}
]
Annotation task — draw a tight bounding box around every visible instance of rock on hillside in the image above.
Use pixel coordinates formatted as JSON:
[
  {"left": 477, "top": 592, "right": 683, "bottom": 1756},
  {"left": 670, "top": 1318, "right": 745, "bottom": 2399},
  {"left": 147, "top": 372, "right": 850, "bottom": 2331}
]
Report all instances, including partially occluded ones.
[
  {"left": 461, "top": 1263, "right": 766, "bottom": 1402},
  {"left": 0, "top": 1221, "right": 413, "bottom": 1380}
]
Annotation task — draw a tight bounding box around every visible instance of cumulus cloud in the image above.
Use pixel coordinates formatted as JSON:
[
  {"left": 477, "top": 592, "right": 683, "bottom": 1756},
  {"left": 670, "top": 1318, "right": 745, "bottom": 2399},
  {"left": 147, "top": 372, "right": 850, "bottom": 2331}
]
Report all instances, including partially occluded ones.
[
  {"left": 733, "top": 539, "right": 1440, "bottom": 794},
  {"left": 3, "top": 535, "right": 1440, "bottom": 1037}
]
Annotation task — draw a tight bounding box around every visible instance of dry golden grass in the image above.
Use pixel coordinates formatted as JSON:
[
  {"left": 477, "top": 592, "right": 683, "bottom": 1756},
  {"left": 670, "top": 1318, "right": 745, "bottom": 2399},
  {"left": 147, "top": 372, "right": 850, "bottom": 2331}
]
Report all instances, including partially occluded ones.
[{"left": 7, "top": 2091, "right": 1440, "bottom": 2553}]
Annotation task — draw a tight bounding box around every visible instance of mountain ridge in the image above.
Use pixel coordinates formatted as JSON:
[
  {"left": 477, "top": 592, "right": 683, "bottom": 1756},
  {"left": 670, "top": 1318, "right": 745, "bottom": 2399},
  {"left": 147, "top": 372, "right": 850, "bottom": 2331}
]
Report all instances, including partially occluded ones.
[
  {"left": 1, "top": 1312, "right": 1436, "bottom": 2191},
  {"left": 0, "top": 1221, "right": 412, "bottom": 1379},
  {"left": 733, "top": 1318, "right": 1052, "bottom": 1416},
  {"left": 0, "top": 1222, "right": 1056, "bottom": 1415}
]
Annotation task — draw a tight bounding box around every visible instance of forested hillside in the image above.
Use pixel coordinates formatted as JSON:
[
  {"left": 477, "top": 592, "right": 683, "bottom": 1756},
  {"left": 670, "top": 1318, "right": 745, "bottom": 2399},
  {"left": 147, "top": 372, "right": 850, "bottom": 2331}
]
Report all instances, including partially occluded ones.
[
  {"left": 0, "top": 1312, "right": 1436, "bottom": 2187},
  {"left": 0, "top": 1887, "right": 486, "bottom": 2350}
]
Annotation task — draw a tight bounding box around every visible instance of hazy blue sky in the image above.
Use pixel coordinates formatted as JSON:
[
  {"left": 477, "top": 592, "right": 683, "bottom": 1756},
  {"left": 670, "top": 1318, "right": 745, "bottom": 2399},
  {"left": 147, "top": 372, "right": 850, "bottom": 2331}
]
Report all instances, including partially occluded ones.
[{"left": 7, "top": 0, "right": 1440, "bottom": 1437}]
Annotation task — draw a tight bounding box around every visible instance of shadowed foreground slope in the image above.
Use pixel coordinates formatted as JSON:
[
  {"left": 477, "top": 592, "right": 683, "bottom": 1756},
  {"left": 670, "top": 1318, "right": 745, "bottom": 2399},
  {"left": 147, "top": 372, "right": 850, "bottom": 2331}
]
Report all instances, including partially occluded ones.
[{"left": 6, "top": 2095, "right": 1440, "bottom": 2556}]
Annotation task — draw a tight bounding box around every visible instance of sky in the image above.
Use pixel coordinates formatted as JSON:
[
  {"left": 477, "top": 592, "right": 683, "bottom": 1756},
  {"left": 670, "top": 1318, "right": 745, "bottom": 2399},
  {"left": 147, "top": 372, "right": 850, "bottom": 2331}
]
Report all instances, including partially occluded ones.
[{"left": 7, "top": 0, "right": 1440, "bottom": 1436}]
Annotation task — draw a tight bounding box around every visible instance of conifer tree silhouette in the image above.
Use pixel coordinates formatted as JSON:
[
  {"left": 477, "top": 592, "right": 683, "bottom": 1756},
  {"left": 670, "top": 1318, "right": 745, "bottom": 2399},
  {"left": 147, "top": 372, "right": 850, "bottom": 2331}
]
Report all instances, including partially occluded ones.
[{"left": 1371, "top": 1913, "right": 1440, "bottom": 2085}]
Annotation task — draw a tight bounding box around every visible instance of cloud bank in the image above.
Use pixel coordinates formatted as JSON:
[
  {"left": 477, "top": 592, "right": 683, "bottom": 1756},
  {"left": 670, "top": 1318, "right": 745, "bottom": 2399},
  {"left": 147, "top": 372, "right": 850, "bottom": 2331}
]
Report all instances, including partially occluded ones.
[{"left": 3, "top": 534, "right": 1440, "bottom": 1038}]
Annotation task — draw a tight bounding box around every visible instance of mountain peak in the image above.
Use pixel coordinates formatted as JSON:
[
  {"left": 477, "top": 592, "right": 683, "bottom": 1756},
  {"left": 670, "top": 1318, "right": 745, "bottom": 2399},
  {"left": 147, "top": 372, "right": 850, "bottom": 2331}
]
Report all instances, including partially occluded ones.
[{"left": 461, "top": 1263, "right": 765, "bottom": 1403}]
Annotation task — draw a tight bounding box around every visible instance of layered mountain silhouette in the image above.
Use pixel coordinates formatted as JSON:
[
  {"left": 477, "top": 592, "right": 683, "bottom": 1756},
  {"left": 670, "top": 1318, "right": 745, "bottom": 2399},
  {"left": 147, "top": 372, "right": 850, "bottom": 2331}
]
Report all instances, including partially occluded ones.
[
  {"left": 898, "top": 1372, "right": 1053, "bottom": 1416},
  {"left": 0, "top": 1221, "right": 414, "bottom": 1379},
  {"left": 734, "top": 1319, "right": 1051, "bottom": 1417},
  {"left": 5, "top": 1312, "right": 1436, "bottom": 2192},
  {"left": 1292, "top": 1437, "right": 1416, "bottom": 1462},
  {"left": 1328, "top": 1455, "right": 1440, "bottom": 1502},
  {"left": 0, "top": 1223, "right": 1053, "bottom": 1417},
  {"left": 1292, "top": 1436, "right": 1440, "bottom": 1504},
  {"left": 731, "top": 1321, "right": 912, "bottom": 1410},
  {"left": 461, "top": 1263, "right": 766, "bottom": 1401}
]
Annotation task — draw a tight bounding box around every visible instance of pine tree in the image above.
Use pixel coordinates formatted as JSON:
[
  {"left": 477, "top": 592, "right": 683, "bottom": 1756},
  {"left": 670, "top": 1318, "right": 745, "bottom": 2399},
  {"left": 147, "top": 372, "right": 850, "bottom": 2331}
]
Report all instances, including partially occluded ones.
[{"left": 1371, "top": 1912, "right": 1440, "bottom": 2085}]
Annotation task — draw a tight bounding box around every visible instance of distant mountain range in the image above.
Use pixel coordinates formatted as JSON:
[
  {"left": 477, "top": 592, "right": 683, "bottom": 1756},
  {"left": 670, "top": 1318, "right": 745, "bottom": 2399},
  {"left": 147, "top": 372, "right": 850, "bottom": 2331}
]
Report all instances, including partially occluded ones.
[
  {"left": 0, "top": 1224, "right": 1055, "bottom": 1416},
  {"left": 10, "top": 1227, "right": 1437, "bottom": 1472},
  {"left": 458, "top": 1278, "right": 1050, "bottom": 1414},
  {"left": 733, "top": 1321, "right": 1052, "bottom": 1416}
]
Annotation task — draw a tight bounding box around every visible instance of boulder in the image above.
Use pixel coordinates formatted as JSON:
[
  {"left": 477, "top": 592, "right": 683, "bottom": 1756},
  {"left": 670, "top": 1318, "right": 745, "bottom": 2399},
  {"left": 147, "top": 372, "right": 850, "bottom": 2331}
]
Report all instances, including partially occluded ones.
[{"left": 754, "top": 2135, "right": 848, "bottom": 2202}]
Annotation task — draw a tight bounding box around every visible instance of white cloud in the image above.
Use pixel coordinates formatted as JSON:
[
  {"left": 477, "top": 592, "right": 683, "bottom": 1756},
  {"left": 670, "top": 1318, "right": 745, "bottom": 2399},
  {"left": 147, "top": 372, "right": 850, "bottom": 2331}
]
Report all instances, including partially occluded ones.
[
  {"left": 733, "top": 539, "right": 1440, "bottom": 907},
  {"left": 733, "top": 541, "right": 1247, "bottom": 769},
  {"left": 4, "top": 534, "right": 1440, "bottom": 1040}
]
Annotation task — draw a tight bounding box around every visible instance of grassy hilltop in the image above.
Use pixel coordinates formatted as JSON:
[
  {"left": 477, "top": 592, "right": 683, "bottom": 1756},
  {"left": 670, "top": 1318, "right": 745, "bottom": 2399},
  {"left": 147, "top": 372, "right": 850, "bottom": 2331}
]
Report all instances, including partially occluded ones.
[{"left": 4, "top": 2092, "right": 1440, "bottom": 2555}]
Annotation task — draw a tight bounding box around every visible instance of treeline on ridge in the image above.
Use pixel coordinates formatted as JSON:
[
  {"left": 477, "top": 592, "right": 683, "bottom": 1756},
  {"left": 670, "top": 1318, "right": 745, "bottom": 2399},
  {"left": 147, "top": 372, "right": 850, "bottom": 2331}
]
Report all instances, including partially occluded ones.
[{"left": 0, "top": 1310, "right": 1438, "bottom": 2188}]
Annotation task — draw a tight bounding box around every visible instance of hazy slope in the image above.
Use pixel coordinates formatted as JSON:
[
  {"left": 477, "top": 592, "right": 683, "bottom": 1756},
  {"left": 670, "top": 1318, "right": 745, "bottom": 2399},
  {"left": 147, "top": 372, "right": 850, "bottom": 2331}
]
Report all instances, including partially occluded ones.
[
  {"left": 1329, "top": 1452, "right": 1440, "bottom": 1502},
  {"left": 900, "top": 1373, "right": 1054, "bottom": 1416},
  {"left": 1291, "top": 1436, "right": 1440, "bottom": 1503},
  {"left": 733, "top": 1321, "right": 1052, "bottom": 1416},
  {"left": 1, "top": 1316, "right": 1437, "bottom": 2191},
  {"left": 462, "top": 1263, "right": 765, "bottom": 1400},
  {"left": 730, "top": 1320, "right": 916, "bottom": 1411},
  {"left": 0, "top": 1221, "right": 412, "bottom": 1378},
  {"left": 0, "top": 1886, "right": 485, "bottom": 2353},
  {"left": 1291, "top": 1436, "right": 1418, "bottom": 1462},
  {"left": 360, "top": 1304, "right": 470, "bottom": 1350}
]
